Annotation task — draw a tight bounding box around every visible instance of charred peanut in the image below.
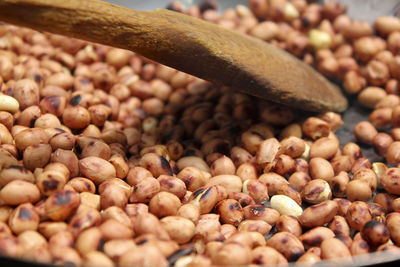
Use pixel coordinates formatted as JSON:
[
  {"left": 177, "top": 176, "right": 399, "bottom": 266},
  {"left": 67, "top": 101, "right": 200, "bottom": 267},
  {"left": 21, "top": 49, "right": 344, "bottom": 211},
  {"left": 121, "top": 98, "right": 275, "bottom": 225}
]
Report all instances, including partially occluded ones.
[
  {"left": 8, "top": 203, "right": 39, "bottom": 235},
  {"left": 301, "top": 179, "right": 331, "bottom": 204},
  {"left": 157, "top": 175, "right": 187, "bottom": 199},
  {"left": 140, "top": 153, "right": 173, "bottom": 177},
  {"left": 177, "top": 166, "right": 207, "bottom": 192},
  {"left": 334, "top": 198, "right": 352, "bottom": 217},
  {"left": 380, "top": 168, "right": 400, "bottom": 195},
  {"left": 266, "top": 232, "right": 305, "bottom": 261},
  {"left": 66, "top": 177, "right": 96, "bottom": 193},
  {"left": 243, "top": 205, "right": 280, "bottom": 225},
  {"left": 276, "top": 183, "right": 302, "bottom": 206},
  {"left": 270, "top": 195, "right": 303, "bottom": 218},
  {"left": 299, "top": 200, "right": 338, "bottom": 228},
  {"left": 67, "top": 205, "right": 102, "bottom": 237},
  {"left": 44, "top": 190, "right": 80, "bottom": 221},
  {"left": 214, "top": 199, "right": 243, "bottom": 226},
  {"left": 228, "top": 192, "right": 255, "bottom": 208},
  {"left": 36, "top": 170, "right": 68, "bottom": 196},
  {"left": 250, "top": 246, "right": 288, "bottom": 265},
  {"left": 330, "top": 171, "right": 350, "bottom": 197},
  {"left": 361, "top": 220, "right": 390, "bottom": 247},
  {"left": 328, "top": 216, "right": 351, "bottom": 236},
  {"left": 346, "top": 201, "right": 372, "bottom": 231},
  {"left": 300, "top": 227, "right": 335, "bottom": 250},
  {"left": 242, "top": 179, "right": 269, "bottom": 204},
  {"left": 189, "top": 186, "right": 220, "bottom": 214}
]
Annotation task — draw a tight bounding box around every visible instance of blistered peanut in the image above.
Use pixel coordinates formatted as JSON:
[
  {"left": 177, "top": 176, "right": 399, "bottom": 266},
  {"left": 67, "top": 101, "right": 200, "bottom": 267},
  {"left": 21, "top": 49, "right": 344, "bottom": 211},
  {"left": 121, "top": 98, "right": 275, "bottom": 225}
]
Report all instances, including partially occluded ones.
[
  {"left": 300, "top": 227, "right": 335, "bottom": 249},
  {"left": 346, "top": 201, "right": 372, "bottom": 231},
  {"left": 299, "top": 200, "right": 338, "bottom": 228}
]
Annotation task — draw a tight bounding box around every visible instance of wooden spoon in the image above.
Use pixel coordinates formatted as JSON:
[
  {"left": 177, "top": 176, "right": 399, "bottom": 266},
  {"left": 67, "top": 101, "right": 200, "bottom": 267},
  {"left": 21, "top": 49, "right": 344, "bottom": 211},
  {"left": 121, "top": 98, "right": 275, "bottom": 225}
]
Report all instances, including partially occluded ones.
[{"left": 0, "top": 0, "right": 348, "bottom": 112}]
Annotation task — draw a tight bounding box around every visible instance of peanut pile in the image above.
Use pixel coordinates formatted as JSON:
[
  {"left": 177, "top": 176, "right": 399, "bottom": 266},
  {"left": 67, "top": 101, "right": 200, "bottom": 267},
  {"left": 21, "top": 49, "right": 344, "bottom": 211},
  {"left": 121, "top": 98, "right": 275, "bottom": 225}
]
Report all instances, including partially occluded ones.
[{"left": 0, "top": 0, "right": 400, "bottom": 266}]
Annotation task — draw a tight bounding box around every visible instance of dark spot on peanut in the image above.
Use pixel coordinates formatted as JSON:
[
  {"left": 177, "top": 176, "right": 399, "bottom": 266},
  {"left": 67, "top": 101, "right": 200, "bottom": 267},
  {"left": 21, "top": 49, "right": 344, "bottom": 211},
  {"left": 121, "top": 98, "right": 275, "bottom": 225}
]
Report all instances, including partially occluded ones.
[
  {"left": 160, "top": 156, "right": 173, "bottom": 175},
  {"left": 33, "top": 74, "right": 41, "bottom": 83},
  {"left": 30, "top": 117, "right": 38, "bottom": 128},
  {"left": 234, "top": 202, "right": 241, "bottom": 210},
  {"left": 193, "top": 188, "right": 205, "bottom": 198},
  {"left": 302, "top": 18, "right": 310, "bottom": 27},
  {"left": 53, "top": 191, "right": 71, "bottom": 205},
  {"left": 136, "top": 238, "right": 148, "bottom": 245},
  {"left": 289, "top": 251, "right": 304, "bottom": 262},
  {"left": 43, "top": 178, "right": 60, "bottom": 191},
  {"left": 251, "top": 206, "right": 265, "bottom": 212},
  {"left": 200, "top": 187, "right": 213, "bottom": 200},
  {"left": 70, "top": 95, "right": 82, "bottom": 106},
  {"left": 9, "top": 165, "right": 24, "bottom": 171},
  {"left": 360, "top": 241, "right": 368, "bottom": 248},
  {"left": 18, "top": 207, "right": 32, "bottom": 220}
]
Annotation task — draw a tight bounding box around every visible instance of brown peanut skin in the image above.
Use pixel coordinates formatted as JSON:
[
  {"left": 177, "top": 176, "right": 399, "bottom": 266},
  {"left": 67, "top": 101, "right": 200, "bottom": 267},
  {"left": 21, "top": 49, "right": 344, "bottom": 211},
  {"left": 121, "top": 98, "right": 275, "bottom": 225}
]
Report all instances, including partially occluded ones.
[
  {"left": 266, "top": 232, "right": 305, "bottom": 261},
  {"left": 44, "top": 190, "right": 80, "bottom": 221},
  {"left": 350, "top": 239, "right": 370, "bottom": 256},
  {"left": 215, "top": 199, "right": 243, "bottom": 226},
  {"left": 300, "top": 227, "right": 335, "bottom": 249},
  {"left": 380, "top": 168, "right": 400, "bottom": 195},
  {"left": 299, "top": 200, "right": 338, "bottom": 228},
  {"left": 251, "top": 246, "right": 288, "bottom": 265},
  {"left": 321, "top": 237, "right": 352, "bottom": 263},
  {"left": 386, "top": 212, "right": 400, "bottom": 246},
  {"left": 346, "top": 201, "right": 372, "bottom": 231},
  {"left": 361, "top": 220, "right": 390, "bottom": 247},
  {"left": 328, "top": 216, "right": 351, "bottom": 236},
  {"left": 276, "top": 215, "right": 302, "bottom": 237},
  {"left": 243, "top": 205, "right": 280, "bottom": 225}
]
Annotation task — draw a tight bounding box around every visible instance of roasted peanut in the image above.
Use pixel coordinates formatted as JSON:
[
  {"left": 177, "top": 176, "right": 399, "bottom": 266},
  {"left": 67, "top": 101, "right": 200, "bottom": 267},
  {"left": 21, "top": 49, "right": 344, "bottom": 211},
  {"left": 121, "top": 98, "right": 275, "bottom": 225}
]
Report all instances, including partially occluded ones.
[
  {"left": 328, "top": 216, "right": 350, "bottom": 236},
  {"left": 299, "top": 200, "right": 338, "bottom": 228},
  {"left": 299, "top": 227, "right": 335, "bottom": 249},
  {"left": 346, "top": 201, "right": 372, "bottom": 231}
]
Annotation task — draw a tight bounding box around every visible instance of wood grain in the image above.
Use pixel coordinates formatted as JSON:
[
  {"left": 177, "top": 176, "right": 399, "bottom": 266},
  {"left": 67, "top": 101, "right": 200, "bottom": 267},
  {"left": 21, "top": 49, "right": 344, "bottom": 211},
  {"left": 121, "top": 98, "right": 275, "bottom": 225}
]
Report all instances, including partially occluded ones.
[{"left": 0, "top": 0, "right": 348, "bottom": 112}]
